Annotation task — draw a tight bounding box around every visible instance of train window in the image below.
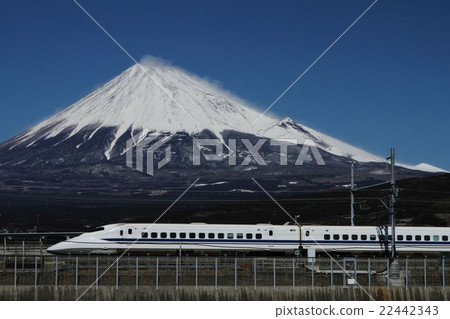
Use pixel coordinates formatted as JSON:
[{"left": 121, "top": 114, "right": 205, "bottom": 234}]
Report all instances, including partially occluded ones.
[
  {"left": 151, "top": 232, "right": 157, "bottom": 238},
  {"left": 246, "top": 233, "right": 253, "bottom": 239},
  {"left": 443, "top": 236, "right": 449, "bottom": 242},
  {"left": 361, "top": 235, "right": 367, "bottom": 240},
  {"left": 305, "top": 231, "right": 310, "bottom": 237},
  {"left": 324, "top": 234, "right": 330, "bottom": 240},
  {"left": 218, "top": 233, "right": 225, "bottom": 239},
  {"left": 397, "top": 235, "right": 403, "bottom": 241},
  {"left": 424, "top": 235, "right": 430, "bottom": 241},
  {"left": 199, "top": 233, "right": 205, "bottom": 239},
  {"left": 351, "top": 235, "right": 358, "bottom": 240},
  {"left": 269, "top": 230, "right": 273, "bottom": 236},
  {"left": 160, "top": 232, "right": 167, "bottom": 238},
  {"left": 128, "top": 229, "right": 132, "bottom": 235},
  {"left": 170, "top": 232, "right": 176, "bottom": 239},
  {"left": 379, "top": 235, "right": 385, "bottom": 241},
  {"left": 343, "top": 234, "right": 349, "bottom": 240},
  {"left": 406, "top": 235, "right": 412, "bottom": 241},
  {"left": 415, "top": 235, "right": 421, "bottom": 241},
  {"left": 227, "top": 233, "right": 234, "bottom": 239},
  {"left": 333, "top": 234, "right": 340, "bottom": 240},
  {"left": 141, "top": 232, "right": 148, "bottom": 238},
  {"left": 370, "top": 235, "right": 376, "bottom": 240},
  {"left": 388, "top": 235, "right": 392, "bottom": 241},
  {"left": 189, "top": 233, "right": 196, "bottom": 239},
  {"left": 208, "top": 233, "right": 215, "bottom": 239},
  {"left": 180, "top": 233, "right": 186, "bottom": 239},
  {"left": 237, "top": 233, "right": 243, "bottom": 239},
  {"left": 120, "top": 230, "right": 123, "bottom": 236},
  {"left": 256, "top": 233, "right": 262, "bottom": 239},
  {"left": 433, "top": 235, "right": 439, "bottom": 241}
]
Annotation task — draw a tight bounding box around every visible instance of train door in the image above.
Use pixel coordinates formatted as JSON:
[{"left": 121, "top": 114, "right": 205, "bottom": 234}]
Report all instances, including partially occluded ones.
[
  {"left": 267, "top": 228, "right": 274, "bottom": 249},
  {"left": 295, "top": 225, "right": 302, "bottom": 257},
  {"left": 377, "top": 226, "right": 389, "bottom": 256},
  {"left": 126, "top": 227, "right": 133, "bottom": 239}
]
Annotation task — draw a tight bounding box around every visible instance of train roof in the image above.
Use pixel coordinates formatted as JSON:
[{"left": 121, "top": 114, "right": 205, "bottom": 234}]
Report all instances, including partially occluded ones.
[{"left": 101, "top": 222, "right": 295, "bottom": 228}]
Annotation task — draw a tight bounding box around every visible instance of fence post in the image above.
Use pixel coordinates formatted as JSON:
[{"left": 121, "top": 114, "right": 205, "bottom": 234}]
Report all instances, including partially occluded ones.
[
  {"left": 311, "top": 258, "right": 315, "bottom": 288},
  {"left": 292, "top": 258, "right": 295, "bottom": 289},
  {"left": 22, "top": 241, "right": 25, "bottom": 271},
  {"left": 330, "top": 258, "right": 333, "bottom": 288},
  {"left": 254, "top": 258, "right": 257, "bottom": 290},
  {"left": 424, "top": 256, "right": 427, "bottom": 289},
  {"left": 14, "top": 256, "right": 17, "bottom": 289},
  {"left": 95, "top": 257, "right": 99, "bottom": 290},
  {"left": 156, "top": 257, "right": 159, "bottom": 290},
  {"left": 405, "top": 257, "right": 409, "bottom": 288},
  {"left": 175, "top": 257, "right": 179, "bottom": 290},
  {"left": 234, "top": 258, "right": 237, "bottom": 290},
  {"left": 136, "top": 256, "right": 139, "bottom": 290},
  {"left": 39, "top": 238, "right": 43, "bottom": 258},
  {"left": 3, "top": 238, "right": 6, "bottom": 270},
  {"left": 273, "top": 258, "right": 276, "bottom": 289},
  {"left": 75, "top": 256, "right": 79, "bottom": 290},
  {"left": 443, "top": 256, "right": 446, "bottom": 288},
  {"left": 215, "top": 257, "right": 218, "bottom": 290},
  {"left": 368, "top": 258, "right": 371, "bottom": 289},
  {"left": 195, "top": 257, "right": 198, "bottom": 290},
  {"left": 386, "top": 258, "right": 390, "bottom": 288},
  {"left": 34, "top": 256, "right": 38, "bottom": 289},
  {"left": 55, "top": 256, "right": 58, "bottom": 288},
  {"left": 116, "top": 259, "right": 119, "bottom": 290}
]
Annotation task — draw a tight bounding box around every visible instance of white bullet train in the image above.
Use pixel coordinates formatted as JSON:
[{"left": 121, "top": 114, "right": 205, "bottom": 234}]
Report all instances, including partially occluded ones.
[{"left": 47, "top": 223, "right": 450, "bottom": 257}]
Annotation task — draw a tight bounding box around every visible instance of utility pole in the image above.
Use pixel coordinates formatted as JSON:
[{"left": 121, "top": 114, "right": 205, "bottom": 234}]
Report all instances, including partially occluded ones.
[
  {"left": 350, "top": 162, "right": 355, "bottom": 226},
  {"left": 387, "top": 147, "right": 397, "bottom": 261}
]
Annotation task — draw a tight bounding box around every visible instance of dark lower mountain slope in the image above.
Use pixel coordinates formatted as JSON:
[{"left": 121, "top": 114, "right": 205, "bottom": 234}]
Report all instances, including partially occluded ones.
[{"left": 0, "top": 173, "right": 448, "bottom": 232}]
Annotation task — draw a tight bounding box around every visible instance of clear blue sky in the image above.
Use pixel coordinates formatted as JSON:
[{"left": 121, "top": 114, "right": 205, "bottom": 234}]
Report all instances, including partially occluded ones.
[{"left": 0, "top": 0, "right": 449, "bottom": 170}]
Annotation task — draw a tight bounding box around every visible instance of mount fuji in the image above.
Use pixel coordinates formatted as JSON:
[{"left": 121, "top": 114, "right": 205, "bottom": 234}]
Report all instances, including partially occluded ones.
[{"left": 0, "top": 59, "right": 445, "bottom": 195}]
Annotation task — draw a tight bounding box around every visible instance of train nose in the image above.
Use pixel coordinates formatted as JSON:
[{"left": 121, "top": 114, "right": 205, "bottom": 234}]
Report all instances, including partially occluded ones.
[{"left": 47, "top": 242, "right": 68, "bottom": 255}]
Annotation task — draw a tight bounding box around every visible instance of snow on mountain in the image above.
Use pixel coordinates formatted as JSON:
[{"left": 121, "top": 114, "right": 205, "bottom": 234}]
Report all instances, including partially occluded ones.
[
  {"left": 12, "top": 62, "right": 274, "bottom": 159},
  {"left": 401, "top": 163, "right": 448, "bottom": 173},
  {"left": 258, "top": 117, "right": 384, "bottom": 163},
  {"left": 3, "top": 60, "right": 444, "bottom": 172}
]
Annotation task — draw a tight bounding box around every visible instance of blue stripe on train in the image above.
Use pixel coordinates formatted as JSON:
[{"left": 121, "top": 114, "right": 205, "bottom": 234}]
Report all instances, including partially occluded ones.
[
  {"left": 302, "top": 240, "right": 450, "bottom": 246},
  {"left": 102, "top": 238, "right": 450, "bottom": 246},
  {"left": 103, "top": 238, "right": 299, "bottom": 244}
]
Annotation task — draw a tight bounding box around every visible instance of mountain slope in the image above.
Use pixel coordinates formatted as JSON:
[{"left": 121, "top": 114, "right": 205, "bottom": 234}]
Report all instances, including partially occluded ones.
[
  {"left": 0, "top": 60, "right": 445, "bottom": 195},
  {"left": 3, "top": 61, "right": 438, "bottom": 167},
  {"left": 7, "top": 63, "right": 275, "bottom": 160}
]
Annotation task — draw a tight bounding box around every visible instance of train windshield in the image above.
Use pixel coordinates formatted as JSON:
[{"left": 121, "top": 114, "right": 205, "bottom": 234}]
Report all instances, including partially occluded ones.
[{"left": 87, "top": 227, "right": 105, "bottom": 233}]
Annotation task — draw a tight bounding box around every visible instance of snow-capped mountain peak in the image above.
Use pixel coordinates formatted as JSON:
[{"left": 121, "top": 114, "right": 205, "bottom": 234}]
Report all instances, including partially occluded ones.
[
  {"left": 13, "top": 62, "right": 275, "bottom": 156},
  {"left": 1, "top": 60, "right": 445, "bottom": 173}
]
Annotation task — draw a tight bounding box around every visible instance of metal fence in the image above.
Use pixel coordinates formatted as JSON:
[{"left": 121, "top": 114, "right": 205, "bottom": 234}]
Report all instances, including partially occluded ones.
[
  {"left": 0, "top": 236, "right": 68, "bottom": 257},
  {"left": 0, "top": 255, "right": 448, "bottom": 289}
]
